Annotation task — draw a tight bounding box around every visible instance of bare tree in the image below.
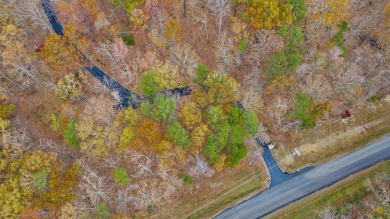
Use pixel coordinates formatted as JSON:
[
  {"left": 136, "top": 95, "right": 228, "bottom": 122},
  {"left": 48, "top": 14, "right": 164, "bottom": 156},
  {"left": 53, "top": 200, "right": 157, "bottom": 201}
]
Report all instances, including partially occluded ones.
[
  {"left": 82, "top": 73, "right": 112, "bottom": 95},
  {"left": 158, "top": 168, "right": 181, "bottom": 197},
  {"left": 186, "top": 152, "right": 215, "bottom": 179},
  {"left": 113, "top": 188, "right": 135, "bottom": 213},
  {"left": 298, "top": 69, "right": 332, "bottom": 102},
  {"left": 365, "top": 70, "right": 390, "bottom": 96},
  {"left": 216, "top": 33, "right": 234, "bottom": 73},
  {"left": 99, "top": 155, "right": 120, "bottom": 169},
  {"left": 193, "top": 9, "right": 210, "bottom": 41},
  {"left": 94, "top": 12, "right": 110, "bottom": 30},
  {"left": 5, "top": 127, "right": 32, "bottom": 152},
  {"left": 330, "top": 62, "right": 365, "bottom": 99},
  {"left": 97, "top": 38, "right": 139, "bottom": 86},
  {"left": 240, "top": 85, "right": 264, "bottom": 113},
  {"left": 78, "top": 160, "right": 112, "bottom": 205},
  {"left": 135, "top": 178, "right": 166, "bottom": 210},
  {"left": 15, "top": 0, "right": 52, "bottom": 32},
  {"left": 169, "top": 43, "right": 200, "bottom": 78},
  {"left": 248, "top": 30, "right": 282, "bottom": 67},
  {"left": 347, "top": 0, "right": 387, "bottom": 39},
  {"left": 151, "top": 8, "right": 169, "bottom": 32},
  {"left": 127, "top": 150, "right": 157, "bottom": 177},
  {"left": 206, "top": 0, "right": 231, "bottom": 42}
]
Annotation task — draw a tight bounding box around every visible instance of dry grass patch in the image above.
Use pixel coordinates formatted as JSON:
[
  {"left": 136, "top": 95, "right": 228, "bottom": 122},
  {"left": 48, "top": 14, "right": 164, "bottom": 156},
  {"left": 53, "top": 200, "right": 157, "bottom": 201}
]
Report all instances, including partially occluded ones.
[{"left": 273, "top": 98, "right": 390, "bottom": 172}]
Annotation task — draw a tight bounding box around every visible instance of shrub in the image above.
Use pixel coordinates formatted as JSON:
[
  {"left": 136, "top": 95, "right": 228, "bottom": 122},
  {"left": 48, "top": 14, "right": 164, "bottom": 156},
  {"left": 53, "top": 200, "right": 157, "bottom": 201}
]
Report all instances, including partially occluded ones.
[
  {"left": 0, "top": 103, "right": 14, "bottom": 119},
  {"left": 332, "top": 21, "right": 349, "bottom": 57},
  {"left": 181, "top": 175, "right": 194, "bottom": 185},
  {"left": 122, "top": 34, "right": 134, "bottom": 46},
  {"left": 193, "top": 64, "right": 209, "bottom": 85},
  {"left": 50, "top": 113, "right": 60, "bottom": 132},
  {"left": 238, "top": 38, "right": 249, "bottom": 54},
  {"left": 94, "top": 202, "right": 110, "bottom": 218},
  {"left": 288, "top": 93, "right": 316, "bottom": 130},
  {"left": 341, "top": 110, "right": 351, "bottom": 119},
  {"left": 113, "top": 167, "right": 130, "bottom": 185},
  {"left": 368, "top": 95, "right": 380, "bottom": 102},
  {"left": 32, "top": 169, "right": 50, "bottom": 191}
]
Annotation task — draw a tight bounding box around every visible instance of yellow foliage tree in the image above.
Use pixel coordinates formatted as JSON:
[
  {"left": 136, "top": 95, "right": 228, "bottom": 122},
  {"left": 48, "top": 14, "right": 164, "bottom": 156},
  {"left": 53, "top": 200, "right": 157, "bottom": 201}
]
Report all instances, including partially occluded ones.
[
  {"left": 190, "top": 123, "right": 210, "bottom": 153},
  {"left": 81, "top": 0, "right": 99, "bottom": 15},
  {"left": 179, "top": 102, "right": 203, "bottom": 130},
  {"left": 77, "top": 113, "right": 119, "bottom": 157},
  {"left": 151, "top": 63, "right": 185, "bottom": 90},
  {"left": 307, "top": 0, "right": 349, "bottom": 27},
  {"left": 244, "top": 0, "right": 294, "bottom": 29},
  {"left": 130, "top": 9, "right": 148, "bottom": 28},
  {"left": 193, "top": 70, "right": 239, "bottom": 110},
  {"left": 165, "top": 17, "right": 180, "bottom": 40}
]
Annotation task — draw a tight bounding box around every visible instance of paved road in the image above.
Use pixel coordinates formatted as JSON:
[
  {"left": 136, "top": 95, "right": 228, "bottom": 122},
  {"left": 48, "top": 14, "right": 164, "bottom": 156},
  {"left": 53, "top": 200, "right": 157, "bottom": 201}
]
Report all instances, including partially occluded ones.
[
  {"left": 215, "top": 135, "right": 390, "bottom": 219},
  {"left": 255, "top": 136, "right": 315, "bottom": 187}
]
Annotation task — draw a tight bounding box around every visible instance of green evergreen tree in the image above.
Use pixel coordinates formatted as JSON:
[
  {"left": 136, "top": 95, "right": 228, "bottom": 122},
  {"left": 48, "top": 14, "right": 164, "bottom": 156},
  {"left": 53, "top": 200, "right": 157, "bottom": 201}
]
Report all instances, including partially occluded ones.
[
  {"left": 193, "top": 64, "right": 209, "bottom": 85},
  {"left": 151, "top": 95, "right": 176, "bottom": 124},
  {"left": 64, "top": 119, "right": 80, "bottom": 148},
  {"left": 139, "top": 73, "right": 158, "bottom": 98},
  {"left": 166, "top": 120, "right": 191, "bottom": 150},
  {"left": 227, "top": 143, "right": 247, "bottom": 167},
  {"left": 244, "top": 111, "right": 259, "bottom": 135}
]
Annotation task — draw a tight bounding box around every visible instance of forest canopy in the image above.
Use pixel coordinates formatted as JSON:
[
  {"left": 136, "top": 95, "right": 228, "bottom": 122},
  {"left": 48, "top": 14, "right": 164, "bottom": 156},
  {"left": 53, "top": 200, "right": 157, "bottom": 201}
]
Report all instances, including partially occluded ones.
[{"left": 0, "top": 0, "right": 389, "bottom": 217}]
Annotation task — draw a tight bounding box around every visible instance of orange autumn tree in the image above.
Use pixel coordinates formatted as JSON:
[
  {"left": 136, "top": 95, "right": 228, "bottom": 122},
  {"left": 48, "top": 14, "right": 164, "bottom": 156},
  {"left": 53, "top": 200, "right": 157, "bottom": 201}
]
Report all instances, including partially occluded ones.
[
  {"left": 21, "top": 206, "right": 47, "bottom": 219},
  {"left": 41, "top": 24, "right": 85, "bottom": 74},
  {"left": 131, "top": 119, "right": 165, "bottom": 154}
]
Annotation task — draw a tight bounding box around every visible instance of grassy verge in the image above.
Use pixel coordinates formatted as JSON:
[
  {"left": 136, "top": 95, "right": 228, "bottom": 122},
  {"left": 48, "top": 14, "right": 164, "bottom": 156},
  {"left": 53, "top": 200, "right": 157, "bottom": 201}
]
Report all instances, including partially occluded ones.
[
  {"left": 289, "top": 123, "right": 390, "bottom": 170},
  {"left": 274, "top": 99, "right": 390, "bottom": 171},
  {"left": 188, "top": 169, "right": 263, "bottom": 219},
  {"left": 158, "top": 145, "right": 268, "bottom": 219},
  {"left": 160, "top": 166, "right": 265, "bottom": 219},
  {"left": 266, "top": 160, "right": 390, "bottom": 219}
]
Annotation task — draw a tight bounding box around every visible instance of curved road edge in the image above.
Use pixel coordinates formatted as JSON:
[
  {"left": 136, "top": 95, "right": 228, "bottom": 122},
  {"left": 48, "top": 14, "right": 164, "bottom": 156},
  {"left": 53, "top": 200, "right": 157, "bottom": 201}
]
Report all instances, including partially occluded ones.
[{"left": 214, "top": 135, "right": 390, "bottom": 219}]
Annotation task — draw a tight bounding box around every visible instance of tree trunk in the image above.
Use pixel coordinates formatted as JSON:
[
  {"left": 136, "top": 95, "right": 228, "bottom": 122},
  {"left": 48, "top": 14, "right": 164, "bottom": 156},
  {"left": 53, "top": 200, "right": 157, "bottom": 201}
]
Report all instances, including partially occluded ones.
[{"left": 183, "top": 0, "right": 187, "bottom": 18}]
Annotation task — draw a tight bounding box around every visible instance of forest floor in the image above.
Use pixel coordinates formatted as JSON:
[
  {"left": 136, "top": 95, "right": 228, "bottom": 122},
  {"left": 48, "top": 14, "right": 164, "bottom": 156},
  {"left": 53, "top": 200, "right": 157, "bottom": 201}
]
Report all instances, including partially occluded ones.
[
  {"left": 266, "top": 160, "right": 390, "bottom": 219},
  {"left": 273, "top": 96, "right": 390, "bottom": 172},
  {"left": 158, "top": 139, "right": 269, "bottom": 219}
]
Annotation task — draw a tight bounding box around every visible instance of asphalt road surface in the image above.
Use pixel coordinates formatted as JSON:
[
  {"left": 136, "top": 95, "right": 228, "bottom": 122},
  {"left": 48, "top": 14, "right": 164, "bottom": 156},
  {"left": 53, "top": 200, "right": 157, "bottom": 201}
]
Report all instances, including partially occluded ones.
[
  {"left": 255, "top": 136, "right": 315, "bottom": 187},
  {"left": 215, "top": 135, "right": 390, "bottom": 219}
]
